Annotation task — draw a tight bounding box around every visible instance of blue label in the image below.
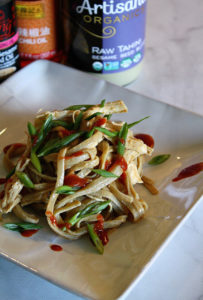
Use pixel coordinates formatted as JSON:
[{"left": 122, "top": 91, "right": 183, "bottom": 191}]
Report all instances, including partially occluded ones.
[{"left": 68, "top": 0, "right": 147, "bottom": 74}]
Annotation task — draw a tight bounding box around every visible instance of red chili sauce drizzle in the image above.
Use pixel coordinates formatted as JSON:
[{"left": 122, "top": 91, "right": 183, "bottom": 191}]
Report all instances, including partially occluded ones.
[
  {"left": 0, "top": 178, "right": 7, "bottom": 185},
  {"left": 46, "top": 211, "right": 57, "bottom": 226},
  {"left": 50, "top": 244, "right": 63, "bottom": 252},
  {"left": 119, "top": 171, "right": 127, "bottom": 185},
  {"left": 3, "top": 143, "right": 25, "bottom": 154},
  {"left": 105, "top": 160, "right": 112, "bottom": 171},
  {"left": 119, "top": 138, "right": 125, "bottom": 145},
  {"left": 60, "top": 150, "right": 84, "bottom": 160},
  {"left": 57, "top": 222, "right": 71, "bottom": 230},
  {"left": 32, "top": 135, "right": 38, "bottom": 147},
  {"left": 46, "top": 211, "right": 71, "bottom": 230},
  {"left": 109, "top": 156, "right": 128, "bottom": 172},
  {"left": 134, "top": 134, "right": 154, "bottom": 148},
  {"left": 64, "top": 174, "right": 88, "bottom": 188},
  {"left": 93, "top": 118, "right": 107, "bottom": 128},
  {"left": 59, "top": 129, "right": 76, "bottom": 137},
  {"left": 94, "top": 214, "right": 109, "bottom": 246},
  {"left": 0, "top": 191, "right": 5, "bottom": 199},
  {"left": 20, "top": 229, "right": 38, "bottom": 237},
  {"left": 172, "top": 162, "right": 203, "bottom": 182}
]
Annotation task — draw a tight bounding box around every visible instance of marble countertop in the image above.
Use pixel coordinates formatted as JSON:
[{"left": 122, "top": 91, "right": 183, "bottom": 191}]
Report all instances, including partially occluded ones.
[
  {"left": 129, "top": 0, "right": 203, "bottom": 117},
  {"left": 0, "top": 0, "right": 202, "bottom": 299}
]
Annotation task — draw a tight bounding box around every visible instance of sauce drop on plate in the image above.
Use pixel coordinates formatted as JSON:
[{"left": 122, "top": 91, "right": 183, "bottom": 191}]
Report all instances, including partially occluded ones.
[
  {"left": 134, "top": 134, "right": 154, "bottom": 148},
  {"left": 172, "top": 162, "right": 203, "bottom": 182},
  {"left": 50, "top": 244, "right": 63, "bottom": 251},
  {"left": 3, "top": 143, "right": 25, "bottom": 154}
]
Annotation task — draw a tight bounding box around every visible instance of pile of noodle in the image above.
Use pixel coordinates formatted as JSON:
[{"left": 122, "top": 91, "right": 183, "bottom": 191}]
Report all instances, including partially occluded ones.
[{"left": 0, "top": 100, "right": 154, "bottom": 241}]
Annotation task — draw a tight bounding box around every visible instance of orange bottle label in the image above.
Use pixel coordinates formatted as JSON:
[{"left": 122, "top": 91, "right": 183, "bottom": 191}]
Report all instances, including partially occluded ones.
[{"left": 16, "top": 0, "right": 57, "bottom": 59}]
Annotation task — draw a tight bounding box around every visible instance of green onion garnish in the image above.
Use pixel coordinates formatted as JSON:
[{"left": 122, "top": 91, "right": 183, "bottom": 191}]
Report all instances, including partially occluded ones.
[
  {"left": 6, "top": 167, "right": 16, "bottom": 179},
  {"left": 3, "top": 222, "right": 42, "bottom": 232},
  {"left": 100, "top": 99, "right": 106, "bottom": 107},
  {"left": 74, "top": 111, "right": 83, "bottom": 130},
  {"left": 104, "top": 114, "right": 112, "bottom": 120},
  {"left": 87, "top": 223, "right": 104, "bottom": 254},
  {"left": 27, "top": 122, "right": 37, "bottom": 136},
  {"left": 30, "top": 150, "right": 42, "bottom": 173},
  {"left": 128, "top": 116, "right": 150, "bottom": 129},
  {"left": 55, "top": 186, "right": 80, "bottom": 194},
  {"left": 148, "top": 154, "right": 171, "bottom": 165},
  {"left": 68, "top": 200, "right": 110, "bottom": 227},
  {"left": 117, "top": 122, "right": 128, "bottom": 156},
  {"left": 16, "top": 171, "right": 35, "bottom": 188},
  {"left": 52, "top": 120, "right": 74, "bottom": 130},
  {"left": 86, "top": 128, "right": 95, "bottom": 139},
  {"left": 85, "top": 112, "right": 103, "bottom": 121},
  {"left": 92, "top": 169, "right": 118, "bottom": 178},
  {"left": 33, "top": 114, "right": 53, "bottom": 152},
  {"left": 94, "top": 127, "right": 118, "bottom": 137},
  {"left": 37, "top": 132, "right": 84, "bottom": 157},
  {"left": 65, "top": 104, "right": 94, "bottom": 111}
]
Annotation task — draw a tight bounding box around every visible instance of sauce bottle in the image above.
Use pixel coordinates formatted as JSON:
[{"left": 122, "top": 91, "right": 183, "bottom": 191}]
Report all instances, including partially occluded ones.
[
  {"left": 62, "top": 0, "right": 147, "bottom": 86},
  {"left": 15, "top": 0, "right": 63, "bottom": 67},
  {"left": 0, "top": 0, "right": 20, "bottom": 82}
]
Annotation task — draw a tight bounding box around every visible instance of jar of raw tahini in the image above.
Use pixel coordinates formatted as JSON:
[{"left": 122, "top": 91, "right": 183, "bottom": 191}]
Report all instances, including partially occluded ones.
[{"left": 62, "top": 0, "right": 147, "bottom": 85}]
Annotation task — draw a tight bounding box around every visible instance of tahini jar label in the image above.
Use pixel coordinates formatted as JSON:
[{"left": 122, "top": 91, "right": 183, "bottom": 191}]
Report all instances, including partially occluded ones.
[{"left": 67, "top": 0, "right": 147, "bottom": 74}]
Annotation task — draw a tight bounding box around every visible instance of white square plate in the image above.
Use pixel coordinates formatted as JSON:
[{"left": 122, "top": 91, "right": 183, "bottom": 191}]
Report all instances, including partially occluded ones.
[{"left": 0, "top": 60, "right": 203, "bottom": 300}]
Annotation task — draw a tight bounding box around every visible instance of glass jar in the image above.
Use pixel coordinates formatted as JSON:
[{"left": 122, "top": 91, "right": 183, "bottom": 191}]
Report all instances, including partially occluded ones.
[
  {"left": 15, "top": 0, "right": 63, "bottom": 67},
  {"left": 62, "top": 0, "right": 147, "bottom": 86},
  {"left": 0, "top": 0, "right": 20, "bottom": 81}
]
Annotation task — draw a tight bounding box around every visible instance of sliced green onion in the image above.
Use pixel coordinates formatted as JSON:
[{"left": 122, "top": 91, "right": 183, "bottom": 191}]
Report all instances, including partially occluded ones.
[
  {"left": 39, "top": 114, "right": 53, "bottom": 136},
  {"left": 85, "top": 112, "right": 103, "bottom": 121},
  {"left": 27, "top": 122, "right": 37, "bottom": 136},
  {"left": 148, "top": 154, "right": 171, "bottom": 165},
  {"left": 100, "top": 99, "right": 106, "bottom": 107},
  {"left": 65, "top": 104, "right": 94, "bottom": 111},
  {"left": 94, "top": 127, "right": 118, "bottom": 137},
  {"left": 3, "top": 222, "right": 42, "bottom": 232},
  {"left": 55, "top": 185, "right": 80, "bottom": 194},
  {"left": 86, "top": 128, "right": 95, "bottom": 139},
  {"left": 37, "top": 132, "right": 84, "bottom": 157},
  {"left": 6, "top": 167, "right": 16, "bottom": 179},
  {"left": 33, "top": 114, "right": 53, "bottom": 152},
  {"left": 128, "top": 116, "right": 150, "bottom": 129},
  {"left": 117, "top": 122, "right": 128, "bottom": 156},
  {"left": 92, "top": 169, "right": 118, "bottom": 178},
  {"left": 87, "top": 223, "right": 104, "bottom": 254},
  {"left": 119, "top": 122, "right": 128, "bottom": 140},
  {"left": 74, "top": 111, "right": 83, "bottom": 130},
  {"left": 31, "top": 150, "right": 42, "bottom": 173},
  {"left": 68, "top": 200, "right": 110, "bottom": 227},
  {"left": 52, "top": 120, "right": 74, "bottom": 130},
  {"left": 16, "top": 171, "right": 35, "bottom": 188},
  {"left": 104, "top": 114, "right": 112, "bottom": 120},
  {"left": 81, "top": 201, "right": 110, "bottom": 216}
]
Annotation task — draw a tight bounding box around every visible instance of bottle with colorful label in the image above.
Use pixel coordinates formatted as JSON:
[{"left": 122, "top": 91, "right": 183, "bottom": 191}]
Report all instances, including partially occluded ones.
[
  {"left": 62, "top": 0, "right": 147, "bottom": 86},
  {"left": 0, "top": 0, "right": 20, "bottom": 81},
  {"left": 15, "top": 0, "right": 63, "bottom": 67}
]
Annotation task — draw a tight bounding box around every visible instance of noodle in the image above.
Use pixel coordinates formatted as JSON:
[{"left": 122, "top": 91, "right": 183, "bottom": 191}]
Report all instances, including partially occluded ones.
[{"left": 0, "top": 100, "right": 156, "bottom": 252}]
